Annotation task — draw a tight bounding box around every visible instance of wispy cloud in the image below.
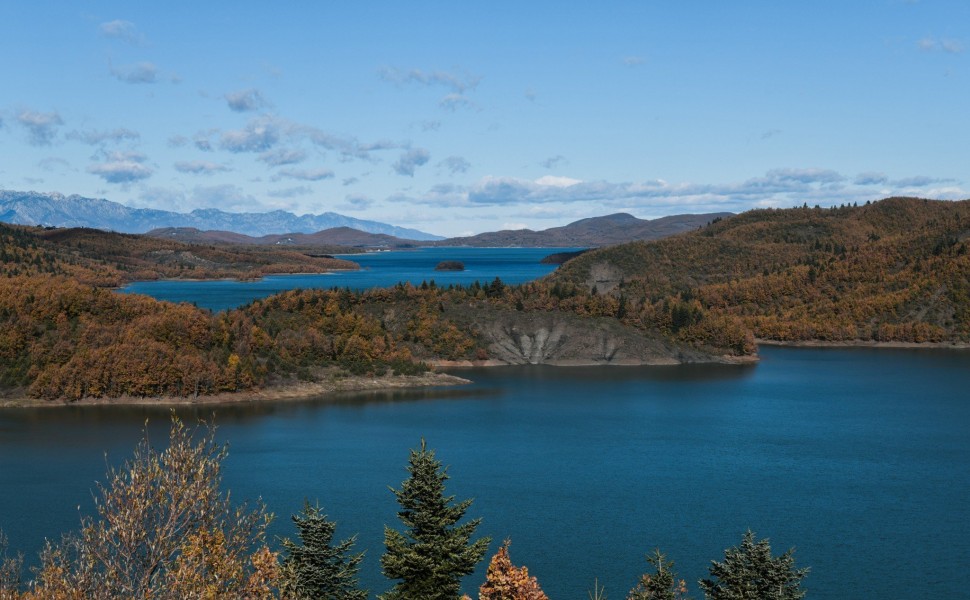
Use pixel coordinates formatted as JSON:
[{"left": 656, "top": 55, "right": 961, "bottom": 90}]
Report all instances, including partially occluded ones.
[
  {"left": 380, "top": 66, "right": 481, "bottom": 111},
  {"left": 439, "top": 94, "right": 476, "bottom": 111},
  {"left": 88, "top": 150, "right": 153, "bottom": 183},
  {"left": 267, "top": 186, "right": 313, "bottom": 198},
  {"left": 393, "top": 148, "right": 430, "bottom": 176},
  {"left": 191, "top": 184, "right": 261, "bottom": 212},
  {"left": 192, "top": 129, "right": 219, "bottom": 152},
  {"left": 174, "top": 160, "right": 230, "bottom": 175},
  {"left": 216, "top": 114, "right": 404, "bottom": 161},
  {"left": 259, "top": 148, "right": 306, "bottom": 166},
  {"left": 389, "top": 168, "right": 963, "bottom": 212},
  {"left": 379, "top": 67, "right": 480, "bottom": 93},
  {"left": 622, "top": 56, "right": 646, "bottom": 67},
  {"left": 219, "top": 115, "right": 282, "bottom": 152},
  {"left": 854, "top": 172, "right": 888, "bottom": 185},
  {"left": 99, "top": 20, "right": 146, "bottom": 45},
  {"left": 918, "top": 37, "right": 964, "bottom": 54},
  {"left": 338, "top": 194, "right": 375, "bottom": 211},
  {"left": 540, "top": 155, "right": 567, "bottom": 169},
  {"left": 17, "top": 109, "right": 64, "bottom": 146},
  {"left": 273, "top": 167, "right": 334, "bottom": 181},
  {"left": 225, "top": 88, "right": 267, "bottom": 112},
  {"left": 38, "top": 157, "right": 70, "bottom": 172},
  {"left": 67, "top": 127, "right": 140, "bottom": 146},
  {"left": 110, "top": 62, "right": 158, "bottom": 84},
  {"left": 439, "top": 155, "right": 470, "bottom": 175}
]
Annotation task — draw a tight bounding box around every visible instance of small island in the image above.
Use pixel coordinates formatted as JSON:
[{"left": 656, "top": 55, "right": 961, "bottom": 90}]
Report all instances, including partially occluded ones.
[{"left": 434, "top": 260, "right": 465, "bottom": 271}]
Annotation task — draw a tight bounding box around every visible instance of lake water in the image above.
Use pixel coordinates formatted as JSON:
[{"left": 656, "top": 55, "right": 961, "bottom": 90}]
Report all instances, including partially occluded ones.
[
  {"left": 119, "top": 247, "right": 578, "bottom": 311},
  {"left": 3, "top": 351, "right": 968, "bottom": 597},
  {"left": 3, "top": 249, "right": 969, "bottom": 598}
]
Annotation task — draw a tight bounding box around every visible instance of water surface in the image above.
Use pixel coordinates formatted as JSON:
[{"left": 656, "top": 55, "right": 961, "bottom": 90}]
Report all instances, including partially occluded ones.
[
  {"left": 2, "top": 346, "right": 967, "bottom": 598},
  {"left": 119, "top": 247, "right": 579, "bottom": 311}
]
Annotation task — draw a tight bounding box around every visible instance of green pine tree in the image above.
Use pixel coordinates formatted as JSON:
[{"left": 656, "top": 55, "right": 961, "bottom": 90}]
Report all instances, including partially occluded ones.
[
  {"left": 380, "top": 439, "right": 491, "bottom": 600},
  {"left": 628, "top": 549, "right": 691, "bottom": 600},
  {"left": 280, "top": 501, "right": 367, "bottom": 600},
  {"left": 698, "top": 530, "right": 808, "bottom": 600}
]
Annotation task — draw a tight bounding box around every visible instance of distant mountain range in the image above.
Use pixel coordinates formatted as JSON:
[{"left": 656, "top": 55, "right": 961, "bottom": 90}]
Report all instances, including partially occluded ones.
[
  {"left": 0, "top": 190, "right": 442, "bottom": 241},
  {"left": 435, "top": 212, "right": 733, "bottom": 247},
  {"left": 1, "top": 189, "right": 732, "bottom": 248},
  {"left": 147, "top": 226, "right": 419, "bottom": 248}
]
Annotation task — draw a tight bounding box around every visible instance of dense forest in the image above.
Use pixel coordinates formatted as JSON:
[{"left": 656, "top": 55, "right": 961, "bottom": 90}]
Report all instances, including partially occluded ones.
[
  {"left": 2, "top": 197, "right": 968, "bottom": 403},
  {"left": 0, "top": 223, "right": 358, "bottom": 286},
  {"left": 0, "top": 417, "right": 809, "bottom": 599},
  {"left": 553, "top": 197, "right": 970, "bottom": 344}
]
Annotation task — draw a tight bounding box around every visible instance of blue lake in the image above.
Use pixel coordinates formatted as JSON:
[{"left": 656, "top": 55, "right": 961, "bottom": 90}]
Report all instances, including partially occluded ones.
[
  {"left": 1, "top": 347, "right": 968, "bottom": 598},
  {"left": 119, "top": 247, "right": 579, "bottom": 311},
  {"left": 3, "top": 248, "right": 969, "bottom": 598}
]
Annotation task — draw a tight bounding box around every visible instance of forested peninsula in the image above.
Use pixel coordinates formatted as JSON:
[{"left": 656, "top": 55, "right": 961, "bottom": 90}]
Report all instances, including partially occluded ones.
[{"left": 1, "top": 196, "right": 968, "bottom": 405}]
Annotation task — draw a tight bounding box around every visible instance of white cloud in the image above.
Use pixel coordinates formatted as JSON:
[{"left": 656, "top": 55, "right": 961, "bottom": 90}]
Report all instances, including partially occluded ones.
[
  {"left": 535, "top": 175, "right": 582, "bottom": 188},
  {"left": 622, "top": 56, "right": 646, "bottom": 67},
  {"left": 17, "top": 109, "right": 64, "bottom": 146}
]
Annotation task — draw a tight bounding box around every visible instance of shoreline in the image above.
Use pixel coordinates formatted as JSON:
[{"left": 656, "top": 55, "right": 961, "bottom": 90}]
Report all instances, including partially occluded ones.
[
  {"left": 4, "top": 340, "right": 964, "bottom": 408},
  {"left": 0, "top": 371, "right": 471, "bottom": 409},
  {"left": 756, "top": 339, "right": 970, "bottom": 350}
]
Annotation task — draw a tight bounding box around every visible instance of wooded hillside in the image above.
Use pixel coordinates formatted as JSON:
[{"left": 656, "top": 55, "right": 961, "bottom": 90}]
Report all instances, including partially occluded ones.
[
  {"left": 553, "top": 197, "right": 970, "bottom": 343},
  {"left": 0, "top": 223, "right": 358, "bottom": 286}
]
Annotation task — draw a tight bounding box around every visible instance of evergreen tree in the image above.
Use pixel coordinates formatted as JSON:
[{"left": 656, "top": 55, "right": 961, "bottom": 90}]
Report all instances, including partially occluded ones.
[
  {"left": 380, "top": 439, "right": 491, "bottom": 600},
  {"left": 628, "top": 549, "right": 690, "bottom": 600},
  {"left": 280, "top": 501, "right": 366, "bottom": 600},
  {"left": 698, "top": 530, "right": 808, "bottom": 600}
]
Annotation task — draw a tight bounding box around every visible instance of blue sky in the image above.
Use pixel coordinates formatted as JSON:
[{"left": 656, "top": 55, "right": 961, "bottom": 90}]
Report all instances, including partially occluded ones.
[{"left": 1, "top": 1, "right": 967, "bottom": 236}]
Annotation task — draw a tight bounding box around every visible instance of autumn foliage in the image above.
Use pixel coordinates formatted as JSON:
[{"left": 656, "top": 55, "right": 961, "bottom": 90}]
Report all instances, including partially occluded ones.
[
  {"left": 3, "top": 197, "right": 969, "bottom": 403},
  {"left": 478, "top": 540, "right": 548, "bottom": 600},
  {"left": 554, "top": 197, "right": 970, "bottom": 346}
]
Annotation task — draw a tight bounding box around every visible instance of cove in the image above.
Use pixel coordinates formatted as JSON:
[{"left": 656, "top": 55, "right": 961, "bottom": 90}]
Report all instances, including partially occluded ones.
[
  {"left": 1, "top": 345, "right": 968, "bottom": 598},
  {"left": 118, "top": 247, "right": 580, "bottom": 311}
]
